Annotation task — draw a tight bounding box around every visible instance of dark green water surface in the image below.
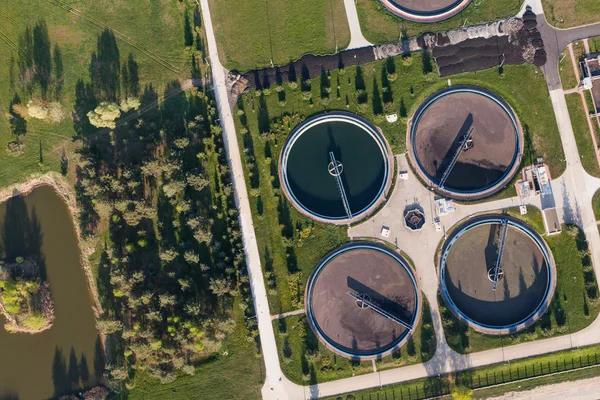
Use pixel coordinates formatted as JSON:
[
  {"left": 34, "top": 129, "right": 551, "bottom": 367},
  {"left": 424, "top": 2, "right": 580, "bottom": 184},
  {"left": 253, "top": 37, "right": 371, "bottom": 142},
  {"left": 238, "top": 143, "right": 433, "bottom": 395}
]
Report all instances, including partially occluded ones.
[
  {"left": 286, "top": 120, "right": 386, "bottom": 219},
  {"left": 0, "top": 185, "right": 101, "bottom": 400}
]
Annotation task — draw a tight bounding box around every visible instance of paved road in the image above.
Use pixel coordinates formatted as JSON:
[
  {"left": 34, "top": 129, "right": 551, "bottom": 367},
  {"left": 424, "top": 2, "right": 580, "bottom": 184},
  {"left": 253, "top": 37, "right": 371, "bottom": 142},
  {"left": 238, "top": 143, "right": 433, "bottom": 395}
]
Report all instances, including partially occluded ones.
[
  {"left": 342, "top": 0, "right": 373, "bottom": 49},
  {"left": 527, "top": 0, "right": 600, "bottom": 90},
  {"left": 199, "top": 0, "right": 600, "bottom": 398},
  {"left": 198, "top": 1, "right": 288, "bottom": 399}
]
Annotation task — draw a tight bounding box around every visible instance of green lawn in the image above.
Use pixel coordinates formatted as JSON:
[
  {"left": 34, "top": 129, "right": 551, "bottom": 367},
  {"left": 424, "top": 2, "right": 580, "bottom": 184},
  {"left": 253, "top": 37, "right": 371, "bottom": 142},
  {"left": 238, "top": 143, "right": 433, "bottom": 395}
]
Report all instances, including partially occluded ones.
[
  {"left": 443, "top": 224, "right": 600, "bottom": 354},
  {"left": 326, "top": 344, "right": 600, "bottom": 400},
  {"left": 356, "top": 0, "right": 521, "bottom": 45},
  {"left": 0, "top": 0, "right": 191, "bottom": 188},
  {"left": 207, "top": 0, "right": 350, "bottom": 71},
  {"left": 273, "top": 299, "right": 436, "bottom": 384},
  {"left": 543, "top": 0, "right": 600, "bottom": 29},
  {"left": 566, "top": 93, "right": 600, "bottom": 178}
]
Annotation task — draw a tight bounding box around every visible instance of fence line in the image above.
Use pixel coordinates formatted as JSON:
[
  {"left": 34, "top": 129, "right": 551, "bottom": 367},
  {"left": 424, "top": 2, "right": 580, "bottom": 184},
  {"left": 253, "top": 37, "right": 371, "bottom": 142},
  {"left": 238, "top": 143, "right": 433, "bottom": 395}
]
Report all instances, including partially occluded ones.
[{"left": 347, "top": 351, "right": 600, "bottom": 400}]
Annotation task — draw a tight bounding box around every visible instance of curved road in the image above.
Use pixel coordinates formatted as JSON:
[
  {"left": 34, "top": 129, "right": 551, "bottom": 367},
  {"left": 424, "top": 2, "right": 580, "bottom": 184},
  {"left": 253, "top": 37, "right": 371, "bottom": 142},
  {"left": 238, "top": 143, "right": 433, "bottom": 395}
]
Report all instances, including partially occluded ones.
[{"left": 200, "top": 0, "right": 600, "bottom": 398}]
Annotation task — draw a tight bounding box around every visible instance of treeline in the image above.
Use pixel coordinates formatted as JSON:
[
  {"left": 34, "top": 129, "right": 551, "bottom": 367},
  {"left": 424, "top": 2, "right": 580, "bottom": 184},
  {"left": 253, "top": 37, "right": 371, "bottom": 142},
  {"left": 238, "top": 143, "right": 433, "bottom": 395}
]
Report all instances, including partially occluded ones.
[{"left": 74, "top": 30, "right": 256, "bottom": 386}]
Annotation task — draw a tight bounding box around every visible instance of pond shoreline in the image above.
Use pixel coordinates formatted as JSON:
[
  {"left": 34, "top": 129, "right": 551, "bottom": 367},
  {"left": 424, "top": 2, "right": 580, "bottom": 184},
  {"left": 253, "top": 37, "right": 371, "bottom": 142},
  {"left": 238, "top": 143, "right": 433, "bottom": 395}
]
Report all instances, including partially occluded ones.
[{"left": 0, "top": 173, "right": 103, "bottom": 321}]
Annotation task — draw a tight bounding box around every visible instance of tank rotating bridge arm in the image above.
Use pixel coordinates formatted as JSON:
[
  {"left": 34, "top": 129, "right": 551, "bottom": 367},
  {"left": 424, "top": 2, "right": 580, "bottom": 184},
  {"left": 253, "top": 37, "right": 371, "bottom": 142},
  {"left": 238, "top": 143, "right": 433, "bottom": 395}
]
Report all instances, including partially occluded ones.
[
  {"left": 328, "top": 151, "right": 353, "bottom": 221},
  {"left": 347, "top": 291, "right": 413, "bottom": 330},
  {"left": 491, "top": 219, "right": 509, "bottom": 291},
  {"left": 439, "top": 126, "right": 475, "bottom": 189}
]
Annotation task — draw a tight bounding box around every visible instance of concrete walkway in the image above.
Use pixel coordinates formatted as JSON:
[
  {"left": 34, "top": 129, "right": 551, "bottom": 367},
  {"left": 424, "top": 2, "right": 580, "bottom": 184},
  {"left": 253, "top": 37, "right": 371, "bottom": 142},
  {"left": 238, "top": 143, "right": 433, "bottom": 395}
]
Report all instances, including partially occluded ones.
[
  {"left": 271, "top": 309, "right": 305, "bottom": 320},
  {"left": 342, "top": 0, "right": 373, "bottom": 49},
  {"left": 198, "top": 1, "right": 287, "bottom": 399}
]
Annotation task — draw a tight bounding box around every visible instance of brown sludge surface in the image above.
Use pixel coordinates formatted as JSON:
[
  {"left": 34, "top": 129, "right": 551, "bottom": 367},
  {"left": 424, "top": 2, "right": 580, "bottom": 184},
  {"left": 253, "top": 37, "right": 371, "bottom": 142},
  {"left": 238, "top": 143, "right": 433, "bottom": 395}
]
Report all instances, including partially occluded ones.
[
  {"left": 414, "top": 91, "right": 516, "bottom": 191},
  {"left": 444, "top": 224, "right": 549, "bottom": 327},
  {"left": 311, "top": 249, "right": 417, "bottom": 355}
]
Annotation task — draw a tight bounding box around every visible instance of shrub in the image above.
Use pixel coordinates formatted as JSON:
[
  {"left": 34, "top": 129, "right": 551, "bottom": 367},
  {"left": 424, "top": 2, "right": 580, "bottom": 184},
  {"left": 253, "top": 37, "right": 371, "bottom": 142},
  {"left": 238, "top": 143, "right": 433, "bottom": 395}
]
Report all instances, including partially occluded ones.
[{"left": 87, "top": 102, "right": 121, "bottom": 129}]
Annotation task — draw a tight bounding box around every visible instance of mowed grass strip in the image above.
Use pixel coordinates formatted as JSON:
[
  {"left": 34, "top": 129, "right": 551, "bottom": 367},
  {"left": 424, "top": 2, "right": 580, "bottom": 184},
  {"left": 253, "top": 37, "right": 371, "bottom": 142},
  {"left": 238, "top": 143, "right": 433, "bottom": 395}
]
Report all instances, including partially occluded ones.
[
  {"left": 565, "top": 93, "right": 600, "bottom": 178},
  {"left": 559, "top": 47, "right": 578, "bottom": 90},
  {"left": 208, "top": 0, "right": 350, "bottom": 71},
  {"left": 356, "top": 0, "right": 521, "bottom": 45},
  {"left": 543, "top": 0, "right": 600, "bottom": 29}
]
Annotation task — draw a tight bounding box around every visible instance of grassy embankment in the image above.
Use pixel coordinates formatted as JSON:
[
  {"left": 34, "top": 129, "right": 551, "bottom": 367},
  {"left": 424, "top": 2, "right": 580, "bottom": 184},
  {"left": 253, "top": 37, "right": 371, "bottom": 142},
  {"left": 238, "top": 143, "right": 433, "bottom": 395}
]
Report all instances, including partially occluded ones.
[
  {"left": 207, "top": 0, "right": 350, "bottom": 71},
  {"left": 356, "top": 0, "right": 521, "bottom": 45}
]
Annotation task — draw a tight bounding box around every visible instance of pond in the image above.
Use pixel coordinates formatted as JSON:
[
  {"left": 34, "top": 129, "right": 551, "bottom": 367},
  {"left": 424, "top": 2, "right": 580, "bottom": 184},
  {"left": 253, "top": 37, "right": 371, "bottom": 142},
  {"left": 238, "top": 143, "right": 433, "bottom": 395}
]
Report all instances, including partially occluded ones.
[{"left": 0, "top": 185, "right": 102, "bottom": 400}]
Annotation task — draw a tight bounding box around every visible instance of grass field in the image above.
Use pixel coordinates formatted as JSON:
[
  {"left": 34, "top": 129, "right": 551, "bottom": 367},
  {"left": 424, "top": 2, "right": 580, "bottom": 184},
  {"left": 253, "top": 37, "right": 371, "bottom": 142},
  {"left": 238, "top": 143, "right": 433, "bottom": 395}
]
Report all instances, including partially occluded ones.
[
  {"left": 543, "top": 0, "right": 600, "bottom": 29},
  {"left": 443, "top": 224, "right": 600, "bottom": 354},
  {"left": 0, "top": 0, "right": 190, "bottom": 188},
  {"left": 273, "top": 299, "right": 436, "bottom": 384},
  {"left": 356, "top": 0, "right": 521, "bottom": 45},
  {"left": 327, "top": 344, "right": 600, "bottom": 400},
  {"left": 566, "top": 93, "right": 600, "bottom": 178},
  {"left": 207, "top": 0, "right": 350, "bottom": 71}
]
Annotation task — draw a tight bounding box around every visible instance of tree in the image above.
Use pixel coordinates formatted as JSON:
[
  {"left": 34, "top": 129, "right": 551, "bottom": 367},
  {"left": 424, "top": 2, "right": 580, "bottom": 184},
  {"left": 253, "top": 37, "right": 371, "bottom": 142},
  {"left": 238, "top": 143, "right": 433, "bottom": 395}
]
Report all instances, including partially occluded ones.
[{"left": 209, "top": 278, "right": 230, "bottom": 297}]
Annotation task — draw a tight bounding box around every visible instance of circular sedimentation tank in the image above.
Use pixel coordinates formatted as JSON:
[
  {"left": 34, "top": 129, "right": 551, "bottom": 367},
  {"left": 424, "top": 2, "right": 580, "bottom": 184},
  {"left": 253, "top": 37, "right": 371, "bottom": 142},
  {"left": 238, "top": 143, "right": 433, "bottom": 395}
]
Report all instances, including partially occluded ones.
[
  {"left": 409, "top": 86, "right": 523, "bottom": 200},
  {"left": 379, "top": 0, "right": 471, "bottom": 22},
  {"left": 280, "top": 112, "right": 392, "bottom": 224},
  {"left": 439, "top": 215, "right": 556, "bottom": 334},
  {"left": 306, "top": 242, "right": 420, "bottom": 359}
]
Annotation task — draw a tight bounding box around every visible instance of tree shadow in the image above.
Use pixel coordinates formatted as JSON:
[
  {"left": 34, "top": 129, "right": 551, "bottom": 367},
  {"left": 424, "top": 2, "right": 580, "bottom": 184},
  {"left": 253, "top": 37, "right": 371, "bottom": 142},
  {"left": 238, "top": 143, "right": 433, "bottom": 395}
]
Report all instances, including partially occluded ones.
[{"left": 89, "top": 29, "right": 120, "bottom": 101}]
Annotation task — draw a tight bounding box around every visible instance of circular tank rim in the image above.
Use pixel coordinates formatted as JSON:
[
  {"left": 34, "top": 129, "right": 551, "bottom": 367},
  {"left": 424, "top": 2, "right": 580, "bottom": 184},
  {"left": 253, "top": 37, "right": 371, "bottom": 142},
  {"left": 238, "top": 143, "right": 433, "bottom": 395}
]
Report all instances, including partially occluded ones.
[
  {"left": 280, "top": 112, "right": 393, "bottom": 224},
  {"left": 305, "top": 241, "right": 421, "bottom": 359},
  {"left": 408, "top": 85, "right": 523, "bottom": 200},
  {"left": 379, "top": 0, "right": 471, "bottom": 23},
  {"left": 439, "top": 215, "right": 557, "bottom": 335}
]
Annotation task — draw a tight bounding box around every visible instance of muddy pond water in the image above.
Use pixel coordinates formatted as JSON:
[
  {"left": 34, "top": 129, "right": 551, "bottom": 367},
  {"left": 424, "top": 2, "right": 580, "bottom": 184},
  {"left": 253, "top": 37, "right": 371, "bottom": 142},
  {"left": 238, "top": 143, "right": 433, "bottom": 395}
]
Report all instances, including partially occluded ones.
[{"left": 0, "top": 185, "right": 101, "bottom": 400}]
